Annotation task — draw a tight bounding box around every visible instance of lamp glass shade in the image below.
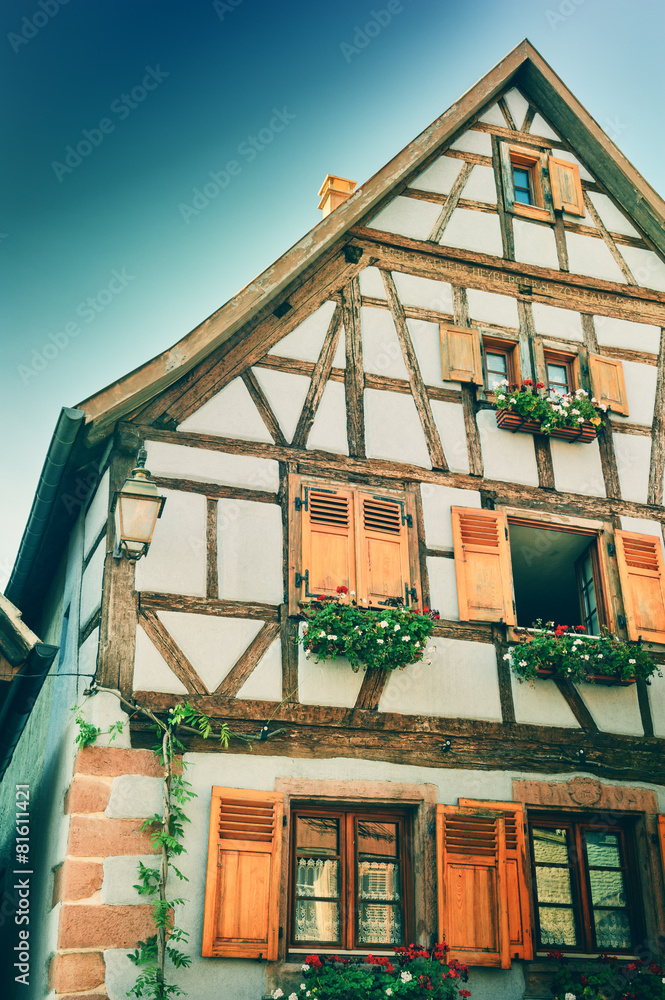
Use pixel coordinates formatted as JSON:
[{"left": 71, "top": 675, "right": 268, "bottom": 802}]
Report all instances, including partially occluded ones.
[{"left": 114, "top": 468, "right": 164, "bottom": 556}]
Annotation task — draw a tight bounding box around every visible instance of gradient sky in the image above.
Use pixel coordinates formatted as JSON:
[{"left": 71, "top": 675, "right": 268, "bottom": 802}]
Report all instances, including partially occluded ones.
[{"left": 1, "top": 0, "right": 664, "bottom": 590}]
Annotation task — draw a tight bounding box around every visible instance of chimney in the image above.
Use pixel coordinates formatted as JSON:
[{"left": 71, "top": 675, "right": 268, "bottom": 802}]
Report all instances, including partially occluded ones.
[{"left": 318, "top": 175, "right": 357, "bottom": 218}]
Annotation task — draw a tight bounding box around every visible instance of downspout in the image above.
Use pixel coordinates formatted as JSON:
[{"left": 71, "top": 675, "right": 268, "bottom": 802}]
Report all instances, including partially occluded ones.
[
  {"left": 0, "top": 643, "right": 59, "bottom": 781},
  {"left": 5, "top": 407, "right": 85, "bottom": 609}
]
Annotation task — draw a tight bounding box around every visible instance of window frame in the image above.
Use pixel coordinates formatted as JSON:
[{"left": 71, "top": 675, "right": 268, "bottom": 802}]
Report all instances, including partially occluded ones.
[
  {"left": 543, "top": 347, "right": 581, "bottom": 398},
  {"left": 288, "top": 802, "right": 414, "bottom": 953},
  {"left": 482, "top": 335, "right": 521, "bottom": 396},
  {"left": 527, "top": 810, "right": 644, "bottom": 956},
  {"left": 501, "top": 144, "right": 554, "bottom": 223}
]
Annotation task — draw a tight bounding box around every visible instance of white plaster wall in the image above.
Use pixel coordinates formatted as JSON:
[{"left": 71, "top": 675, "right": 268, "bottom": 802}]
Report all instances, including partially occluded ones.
[
  {"left": 361, "top": 306, "right": 409, "bottom": 379},
  {"left": 530, "top": 113, "right": 560, "bottom": 140},
  {"left": 369, "top": 195, "right": 440, "bottom": 241},
  {"left": 467, "top": 289, "right": 519, "bottom": 328},
  {"left": 145, "top": 441, "right": 280, "bottom": 492},
  {"left": 549, "top": 438, "right": 606, "bottom": 497},
  {"left": 409, "top": 154, "right": 463, "bottom": 195},
  {"left": 135, "top": 490, "right": 207, "bottom": 596},
  {"left": 81, "top": 688, "right": 131, "bottom": 749},
  {"left": 84, "top": 468, "right": 110, "bottom": 558},
  {"left": 251, "top": 367, "right": 311, "bottom": 443},
  {"left": 177, "top": 378, "right": 273, "bottom": 442},
  {"left": 462, "top": 165, "right": 497, "bottom": 203},
  {"left": 575, "top": 682, "right": 643, "bottom": 736},
  {"left": 619, "top": 516, "right": 664, "bottom": 539},
  {"left": 478, "top": 103, "right": 506, "bottom": 127},
  {"left": 80, "top": 538, "right": 106, "bottom": 626},
  {"left": 379, "top": 638, "right": 502, "bottom": 720},
  {"left": 307, "top": 380, "right": 348, "bottom": 454},
  {"left": 102, "top": 856, "right": 159, "bottom": 905},
  {"left": 532, "top": 302, "right": 583, "bottom": 342},
  {"left": 610, "top": 360, "right": 657, "bottom": 426},
  {"left": 332, "top": 326, "right": 346, "bottom": 368},
  {"left": 476, "top": 409, "right": 539, "bottom": 486},
  {"left": 78, "top": 626, "right": 100, "bottom": 684},
  {"left": 594, "top": 315, "right": 661, "bottom": 354},
  {"left": 393, "top": 272, "right": 454, "bottom": 313},
  {"left": 156, "top": 611, "right": 263, "bottom": 692},
  {"left": 218, "top": 499, "right": 283, "bottom": 603},
  {"left": 105, "top": 946, "right": 266, "bottom": 1000},
  {"left": 513, "top": 219, "right": 559, "bottom": 270},
  {"left": 565, "top": 232, "right": 627, "bottom": 283},
  {"left": 449, "top": 129, "right": 492, "bottom": 156},
  {"left": 133, "top": 625, "right": 188, "bottom": 694},
  {"left": 612, "top": 433, "right": 651, "bottom": 504},
  {"left": 427, "top": 557, "right": 459, "bottom": 620},
  {"left": 421, "top": 484, "right": 481, "bottom": 549},
  {"left": 502, "top": 88, "right": 528, "bottom": 128},
  {"left": 587, "top": 192, "right": 640, "bottom": 238},
  {"left": 439, "top": 207, "right": 503, "bottom": 257},
  {"left": 647, "top": 670, "right": 665, "bottom": 738},
  {"left": 237, "top": 638, "right": 282, "bottom": 701},
  {"left": 408, "top": 319, "right": 459, "bottom": 390},
  {"left": 298, "top": 645, "right": 365, "bottom": 708},
  {"left": 359, "top": 265, "right": 387, "bottom": 298},
  {"left": 268, "top": 299, "right": 336, "bottom": 362},
  {"left": 550, "top": 148, "right": 593, "bottom": 182},
  {"left": 510, "top": 673, "right": 580, "bottom": 728},
  {"left": 619, "top": 246, "right": 665, "bottom": 293},
  {"left": 364, "top": 388, "right": 432, "bottom": 468},
  {"left": 430, "top": 399, "right": 470, "bottom": 474}
]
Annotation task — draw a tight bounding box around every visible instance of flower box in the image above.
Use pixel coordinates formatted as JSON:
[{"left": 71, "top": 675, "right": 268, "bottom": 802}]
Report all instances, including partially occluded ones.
[
  {"left": 535, "top": 665, "right": 636, "bottom": 686},
  {"left": 496, "top": 407, "right": 597, "bottom": 442}
]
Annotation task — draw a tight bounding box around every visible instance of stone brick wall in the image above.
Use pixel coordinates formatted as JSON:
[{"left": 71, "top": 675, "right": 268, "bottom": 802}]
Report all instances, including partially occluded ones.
[{"left": 49, "top": 746, "right": 165, "bottom": 999}]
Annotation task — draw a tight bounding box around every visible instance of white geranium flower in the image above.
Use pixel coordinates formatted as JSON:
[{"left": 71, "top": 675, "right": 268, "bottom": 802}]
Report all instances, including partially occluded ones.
[
  {"left": 503, "top": 653, "right": 511, "bottom": 660},
  {"left": 386, "top": 991, "right": 393, "bottom": 997},
  {"left": 377, "top": 638, "right": 384, "bottom": 644},
  {"left": 583, "top": 654, "right": 589, "bottom": 660},
  {"left": 571, "top": 408, "right": 580, "bottom": 415},
  {"left": 565, "top": 993, "right": 577, "bottom": 1000},
  {"left": 597, "top": 654, "right": 603, "bottom": 659},
  {"left": 289, "top": 993, "right": 299, "bottom": 1000},
  {"left": 379, "top": 621, "right": 389, "bottom": 628},
  {"left": 415, "top": 641, "right": 420, "bottom": 647},
  {"left": 629, "top": 658, "right": 636, "bottom": 664},
  {"left": 519, "top": 660, "right": 527, "bottom": 667},
  {"left": 327, "top": 634, "right": 337, "bottom": 641},
  {"left": 401, "top": 636, "right": 409, "bottom": 641},
  {"left": 318, "top": 630, "right": 326, "bottom": 637},
  {"left": 394, "top": 624, "right": 400, "bottom": 632},
  {"left": 300, "top": 986, "right": 307, "bottom": 992},
  {"left": 301, "top": 964, "right": 310, "bottom": 972},
  {"left": 400, "top": 971, "right": 413, "bottom": 983},
  {"left": 273, "top": 991, "right": 284, "bottom": 999}
]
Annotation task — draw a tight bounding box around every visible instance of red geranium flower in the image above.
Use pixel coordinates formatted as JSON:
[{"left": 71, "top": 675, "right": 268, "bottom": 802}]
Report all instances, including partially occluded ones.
[
  {"left": 459, "top": 991, "right": 472, "bottom": 998},
  {"left": 305, "top": 954, "right": 322, "bottom": 968},
  {"left": 536, "top": 381, "right": 545, "bottom": 389},
  {"left": 336, "top": 585, "right": 348, "bottom": 594}
]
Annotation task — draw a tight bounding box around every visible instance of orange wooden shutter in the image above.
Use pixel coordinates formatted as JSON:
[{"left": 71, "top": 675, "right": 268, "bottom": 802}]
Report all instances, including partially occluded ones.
[
  {"left": 588, "top": 354, "right": 629, "bottom": 415},
  {"left": 451, "top": 507, "right": 515, "bottom": 624},
  {"left": 440, "top": 326, "right": 483, "bottom": 384},
  {"left": 658, "top": 816, "right": 665, "bottom": 878},
  {"left": 436, "top": 804, "right": 510, "bottom": 968},
  {"left": 299, "top": 485, "right": 356, "bottom": 600},
  {"left": 548, "top": 156, "right": 585, "bottom": 216},
  {"left": 458, "top": 799, "right": 533, "bottom": 960},
  {"left": 202, "top": 787, "right": 283, "bottom": 959},
  {"left": 615, "top": 530, "right": 665, "bottom": 642},
  {"left": 355, "top": 491, "right": 412, "bottom": 606}
]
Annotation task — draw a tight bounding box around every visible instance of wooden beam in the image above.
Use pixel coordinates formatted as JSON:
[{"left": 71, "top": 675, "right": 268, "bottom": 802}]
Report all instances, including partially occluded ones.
[
  {"left": 582, "top": 192, "right": 636, "bottom": 285},
  {"left": 206, "top": 499, "right": 219, "bottom": 600},
  {"left": 241, "top": 369, "right": 287, "bottom": 445},
  {"left": 354, "top": 667, "right": 390, "bottom": 711},
  {"left": 0, "top": 594, "right": 40, "bottom": 666},
  {"left": 291, "top": 304, "right": 343, "bottom": 449},
  {"left": 380, "top": 269, "right": 448, "bottom": 470},
  {"left": 497, "top": 96, "right": 517, "bottom": 131},
  {"left": 648, "top": 329, "right": 665, "bottom": 506},
  {"left": 139, "top": 608, "right": 208, "bottom": 695},
  {"left": 427, "top": 162, "right": 473, "bottom": 243},
  {"left": 139, "top": 591, "right": 280, "bottom": 621},
  {"left": 342, "top": 277, "right": 366, "bottom": 458},
  {"left": 452, "top": 287, "right": 483, "bottom": 477},
  {"left": 152, "top": 477, "right": 278, "bottom": 504},
  {"left": 281, "top": 610, "right": 300, "bottom": 703},
  {"left": 214, "top": 622, "right": 280, "bottom": 697},
  {"left": 554, "top": 678, "right": 598, "bottom": 731}
]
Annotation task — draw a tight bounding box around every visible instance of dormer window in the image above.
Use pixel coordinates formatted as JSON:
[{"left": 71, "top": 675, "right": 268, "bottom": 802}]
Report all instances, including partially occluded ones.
[{"left": 512, "top": 164, "right": 534, "bottom": 205}]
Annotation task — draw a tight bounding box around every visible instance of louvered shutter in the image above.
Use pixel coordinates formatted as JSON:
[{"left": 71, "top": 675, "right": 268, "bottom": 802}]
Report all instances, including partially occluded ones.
[
  {"left": 436, "top": 805, "right": 510, "bottom": 968},
  {"left": 440, "top": 326, "right": 483, "bottom": 384},
  {"left": 588, "top": 354, "right": 629, "bottom": 415},
  {"left": 299, "top": 486, "right": 356, "bottom": 600},
  {"left": 451, "top": 507, "right": 515, "bottom": 624},
  {"left": 458, "top": 799, "right": 533, "bottom": 960},
  {"left": 356, "top": 491, "right": 412, "bottom": 606},
  {"left": 615, "top": 531, "right": 665, "bottom": 642},
  {"left": 548, "top": 157, "right": 585, "bottom": 216},
  {"left": 202, "top": 787, "right": 283, "bottom": 959}
]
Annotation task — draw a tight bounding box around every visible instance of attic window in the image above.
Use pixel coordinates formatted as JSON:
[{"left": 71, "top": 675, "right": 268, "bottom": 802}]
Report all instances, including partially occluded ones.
[{"left": 500, "top": 144, "right": 553, "bottom": 223}]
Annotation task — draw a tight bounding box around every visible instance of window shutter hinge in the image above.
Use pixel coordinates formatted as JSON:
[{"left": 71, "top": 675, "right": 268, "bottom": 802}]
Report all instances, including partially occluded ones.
[
  {"left": 505, "top": 526, "right": 509, "bottom": 540},
  {"left": 405, "top": 584, "right": 417, "bottom": 605},
  {"left": 618, "top": 614, "right": 626, "bottom": 628},
  {"left": 295, "top": 569, "right": 309, "bottom": 592},
  {"left": 279, "top": 926, "right": 284, "bottom": 939},
  {"left": 406, "top": 513, "right": 413, "bottom": 528},
  {"left": 607, "top": 543, "right": 616, "bottom": 556},
  {"left": 282, "top": 814, "right": 287, "bottom": 826}
]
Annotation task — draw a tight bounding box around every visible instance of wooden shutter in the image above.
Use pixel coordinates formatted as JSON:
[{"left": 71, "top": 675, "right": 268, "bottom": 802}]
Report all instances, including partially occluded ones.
[
  {"left": 458, "top": 799, "right": 533, "bottom": 960},
  {"left": 588, "top": 354, "right": 629, "bottom": 415},
  {"left": 548, "top": 156, "right": 585, "bottom": 216},
  {"left": 615, "top": 530, "right": 665, "bottom": 642},
  {"left": 451, "top": 507, "right": 515, "bottom": 624},
  {"left": 299, "top": 486, "right": 356, "bottom": 600},
  {"left": 440, "top": 326, "right": 483, "bottom": 384},
  {"left": 436, "top": 804, "right": 510, "bottom": 968},
  {"left": 202, "top": 787, "right": 283, "bottom": 959},
  {"left": 658, "top": 816, "right": 665, "bottom": 878},
  {"left": 356, "top": 491, "right": 412, "bottom": 606}
]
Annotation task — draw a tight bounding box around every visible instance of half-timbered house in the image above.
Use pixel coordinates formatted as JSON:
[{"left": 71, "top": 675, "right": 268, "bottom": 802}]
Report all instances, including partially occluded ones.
[{"left": 3, "top": 38, "right": 665, "bottom": 1000}]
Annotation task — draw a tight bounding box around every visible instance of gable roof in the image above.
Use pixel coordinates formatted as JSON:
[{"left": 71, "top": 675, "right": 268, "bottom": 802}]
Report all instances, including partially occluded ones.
[{"left": 77, "top": 38, "right": 665, "bottom": 443}]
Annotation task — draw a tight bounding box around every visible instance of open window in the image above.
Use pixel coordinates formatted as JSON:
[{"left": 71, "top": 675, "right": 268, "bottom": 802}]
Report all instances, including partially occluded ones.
[
  {"left": 543, "top": 348, "right": 581, "bottom": 398},
  {"left": 482, "top": 336, "right": 520, "bottom": 393},
  {"left": 500, "top": 144, "right": 553, "bottom": 222}
]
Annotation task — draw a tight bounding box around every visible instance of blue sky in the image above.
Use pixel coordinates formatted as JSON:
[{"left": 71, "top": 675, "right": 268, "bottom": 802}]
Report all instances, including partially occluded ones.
[{"left": 1, "top": 0, "right": 664, "bottom": 589}]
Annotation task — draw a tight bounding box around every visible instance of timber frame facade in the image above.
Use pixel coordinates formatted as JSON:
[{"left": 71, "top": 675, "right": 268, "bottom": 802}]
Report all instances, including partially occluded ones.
[{"left": 4, "top": 38, "right": 665, "bottom": 1000}]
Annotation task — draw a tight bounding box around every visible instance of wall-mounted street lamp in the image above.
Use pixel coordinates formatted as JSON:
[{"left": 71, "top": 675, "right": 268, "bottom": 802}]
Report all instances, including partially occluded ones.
[{"left": 111, "top": 448, "right": 166, "bottom": 561}]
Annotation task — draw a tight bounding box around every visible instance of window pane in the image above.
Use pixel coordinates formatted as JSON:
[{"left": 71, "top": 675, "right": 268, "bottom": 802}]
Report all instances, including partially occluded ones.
[
  {"left": 589, "top": 869, "right": 627, "bottom": 907},
  {"left": 358, "top": 860, "right": 401, "bottom": 901},
  {"left": 357, "top": 820, "right": 399, "bottom": 858},
  {"left": 533, "top": 827, "right": 570, "bottom": 864},
  {"left": 296, "top": 858, "right": 339, "bottom": 899},
  {"left": 594, "top": 909, "right": 632, "bottom": 950},
  {"left": 358, "top": 902, "right": 403, "bottom": 945},
  {"left": 538, "top": 906, "right": 578, "bottom": 947},
  {"left": 535, "top": 866, "right": 573, "bottom": 904},
  {"left": 297, "top": 816, "right": 338, "bottom": 855},
  {"left": 585, "top": 831, "right": 622, "bottom": 868},
  {"left": 579, "top": 553, "right": 599, "bottom": 636},
  {"left": 294, "top": 900, "right": 339, "bottom": 942},
  {"left": 547, "top": 363, "right": 569, "bottom": 392}
]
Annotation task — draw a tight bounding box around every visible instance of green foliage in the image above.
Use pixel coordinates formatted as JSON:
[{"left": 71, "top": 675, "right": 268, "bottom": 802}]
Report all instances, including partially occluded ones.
[
  {"left": 495, "top": 380, "right": 604, "bottom": 434},
  {"left": 299, "top": 595, "right": 439, "bottom": 672},
  {"left": 548, "top": 951, "right": 665, "bottom": 1000},
  {"left": 72, "top": 704, "right": 125, "bottom": 748},
  {"left": 271, "top": 946, "right": 471, "bottom": 999},
  {"left": 508, "top": 622, "right": 659, "bottom": 685}
]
